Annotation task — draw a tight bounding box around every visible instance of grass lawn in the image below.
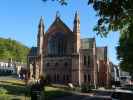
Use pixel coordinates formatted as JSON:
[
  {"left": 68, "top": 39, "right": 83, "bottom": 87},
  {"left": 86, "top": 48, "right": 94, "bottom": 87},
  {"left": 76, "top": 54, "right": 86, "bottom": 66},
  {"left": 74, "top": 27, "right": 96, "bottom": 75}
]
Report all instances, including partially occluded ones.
[
  {"left": 0, "top": 79, "right": 30, "bottom": 100},
  {"left": 0, "top": 94, "right": 28, "bottom": 100},
  {"left": 45, "top": 86, "right": 72, "bottom": 100},
  {"left": 0, "top": 78, "right": 72, "bottom": 100}
]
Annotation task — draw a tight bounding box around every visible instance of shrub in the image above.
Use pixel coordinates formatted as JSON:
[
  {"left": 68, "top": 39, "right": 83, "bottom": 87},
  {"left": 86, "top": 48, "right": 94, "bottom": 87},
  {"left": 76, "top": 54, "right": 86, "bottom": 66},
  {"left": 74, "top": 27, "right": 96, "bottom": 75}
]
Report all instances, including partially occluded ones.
[
  {"left": 0, "top": 87, "right": 8, "bottom": 95},
  {"left": 80, "top": 84, "right": 95, "bottom": 93}
]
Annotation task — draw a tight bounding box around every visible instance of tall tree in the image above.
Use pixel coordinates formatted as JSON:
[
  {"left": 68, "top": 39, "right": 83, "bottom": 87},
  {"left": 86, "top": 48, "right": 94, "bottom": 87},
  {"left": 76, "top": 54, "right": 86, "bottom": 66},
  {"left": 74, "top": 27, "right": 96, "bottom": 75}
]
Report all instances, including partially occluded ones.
[
  {"left": 117, "top": 22, "right": 133, "bottom": 74},
  {"left": 0, "top": 37, "right": 29, "bottom": 63},
  {"left": 88, "top": 0, "right": 133, "bottom": 75},
  {"left": 88, "top": 0, "right": 133, "bottom": 35}
]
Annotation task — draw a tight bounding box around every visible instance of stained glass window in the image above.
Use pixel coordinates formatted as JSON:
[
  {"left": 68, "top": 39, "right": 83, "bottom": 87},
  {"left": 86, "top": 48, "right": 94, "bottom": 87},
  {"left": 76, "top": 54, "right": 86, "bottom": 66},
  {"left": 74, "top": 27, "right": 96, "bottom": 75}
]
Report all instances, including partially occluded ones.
[{"left": 48, "top": 32, "right": 66, "bottom": 56}]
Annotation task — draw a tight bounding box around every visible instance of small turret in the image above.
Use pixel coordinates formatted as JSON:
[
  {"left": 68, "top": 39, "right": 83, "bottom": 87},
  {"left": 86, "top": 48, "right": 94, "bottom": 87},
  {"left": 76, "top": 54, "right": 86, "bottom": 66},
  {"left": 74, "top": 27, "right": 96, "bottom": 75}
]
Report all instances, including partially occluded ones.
[
  {"left": 37, "top": 16, "right": 45, "bottom": 55},
  {"left": 38, "top": 16, "right": 44, "bottom": 36},
  {"left": 73, "top": 11, "right": 80, "bottom": 53},
  {"left": 37, "top": 16, "right": 45, "bottom": 77},
  {"left": 73, "top": 11, "right": 80, "bottom": 33}
]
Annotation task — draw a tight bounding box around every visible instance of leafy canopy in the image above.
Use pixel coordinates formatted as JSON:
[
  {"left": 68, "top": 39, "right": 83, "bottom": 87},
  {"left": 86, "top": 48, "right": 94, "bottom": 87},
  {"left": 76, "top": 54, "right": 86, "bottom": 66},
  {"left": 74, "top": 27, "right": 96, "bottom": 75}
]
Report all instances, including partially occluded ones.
[
  {"left": 42, "top": 0, "right": 133, "bottom": 74},
  {"left": 0, "top": 37, "right": 29, "bottom": 63},
  {"left": 42, "top": 0, "right": 133, "bottom": 36},
  {"left": 117, "top": 22, "right": 133, "bottom": 74},
  {"left": 88, "top": 0, "right": 133, "bottom": 74},
  {"left": 88, "top": 0, "right": 133, "bottom": 36},
  {"left": 42, "top": 0, "right": 68, "bottom": 5}
]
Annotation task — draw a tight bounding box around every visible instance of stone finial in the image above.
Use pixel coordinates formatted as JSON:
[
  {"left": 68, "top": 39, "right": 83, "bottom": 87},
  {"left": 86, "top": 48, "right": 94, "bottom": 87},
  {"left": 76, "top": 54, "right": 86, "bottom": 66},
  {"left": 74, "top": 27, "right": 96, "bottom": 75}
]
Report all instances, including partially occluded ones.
[
  {"left": 56, "top": 11, "right": 60, "bottom": 19},
  {"left": 74, "top": 11, "right": 80, "bottom": 22}
]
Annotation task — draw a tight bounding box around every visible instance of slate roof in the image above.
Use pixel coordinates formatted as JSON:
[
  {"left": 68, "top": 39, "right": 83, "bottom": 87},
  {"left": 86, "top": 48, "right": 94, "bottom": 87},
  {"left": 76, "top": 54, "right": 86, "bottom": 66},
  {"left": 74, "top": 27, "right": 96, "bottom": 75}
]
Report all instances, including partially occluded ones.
[
  {"left": 28, "top": 47, "right": 37, "bottom": 57},
  {"left": 46, "top": 16, "right": 72, "bottom": 34}
]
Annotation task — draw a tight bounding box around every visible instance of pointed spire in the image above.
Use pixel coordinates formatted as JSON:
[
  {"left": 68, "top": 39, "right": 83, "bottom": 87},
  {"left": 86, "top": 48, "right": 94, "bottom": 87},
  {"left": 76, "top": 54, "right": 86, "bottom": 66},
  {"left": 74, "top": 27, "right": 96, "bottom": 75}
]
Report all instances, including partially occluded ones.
[
  {"left": 39, "top": 16, "right": 44, "bottom": 28},
  {"left": 37, "top": 16, "right": 44, "bottom": 55},
  {"left": 73, "top": 11, "right": 80, "bottom": 53},
  {"left": 73, "top": 11, "right": 80, "bottom": 33},
  {"left": 38, "top": 16, "right": 45, "bottom": 36},
  {"left": 74, "top": 11, "right": 80, "bottom": 23}
]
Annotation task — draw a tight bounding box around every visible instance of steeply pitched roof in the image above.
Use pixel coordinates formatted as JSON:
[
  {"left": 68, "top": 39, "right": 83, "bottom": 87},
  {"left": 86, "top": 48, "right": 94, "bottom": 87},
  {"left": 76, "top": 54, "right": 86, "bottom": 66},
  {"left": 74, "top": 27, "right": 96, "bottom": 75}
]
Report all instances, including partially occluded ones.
[
  {"left": 46, "top": 16, "right": 72, "bottom": 34},
  {"left": 28, "top": 47, "right": 37, "bottom": 57}
]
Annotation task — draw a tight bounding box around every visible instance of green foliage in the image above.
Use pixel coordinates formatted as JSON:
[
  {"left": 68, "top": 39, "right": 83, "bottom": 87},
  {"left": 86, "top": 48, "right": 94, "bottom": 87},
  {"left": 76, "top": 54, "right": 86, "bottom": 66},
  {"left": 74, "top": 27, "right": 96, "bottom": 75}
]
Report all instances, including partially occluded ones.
[
  {"left": 80, "top": 84, "right": 95, "bottom": 93},
  {"left": 42, "top": 0, "right": 133, "bottom": 36},
  {"left": 42, "top": 0, "right": 133, "bottom": 76},
  {"left": 88, "top": 0, "right": 133, "bottom": 74},
  {"left": 42, "top": 0, "right": 68, "bottom": 5},
  {"left": 0, "top": 37, "right": 29, "bottom": 63},
  {"left": 88, "top": 0, "right": 133, "bottom": 36},
  {"left": 117, "top": 23, "right": 133, "bottom": 75},
  {"left": 45, "top": 86, "right": 72, "bottom": 100},
  {"left": 0, "top": 87, "right": 8, "bottom": 95},
  {"left": 0, "top": 80, "right": 30, "bottom": 100}
]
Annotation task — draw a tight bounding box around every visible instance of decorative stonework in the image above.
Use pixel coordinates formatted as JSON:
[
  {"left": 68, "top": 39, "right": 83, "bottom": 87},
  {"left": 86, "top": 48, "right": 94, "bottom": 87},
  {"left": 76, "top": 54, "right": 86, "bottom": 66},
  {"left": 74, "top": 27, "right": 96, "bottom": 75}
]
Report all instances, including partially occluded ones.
[{"left": 27, "top": 12, "right": 110, "bottom": 87}]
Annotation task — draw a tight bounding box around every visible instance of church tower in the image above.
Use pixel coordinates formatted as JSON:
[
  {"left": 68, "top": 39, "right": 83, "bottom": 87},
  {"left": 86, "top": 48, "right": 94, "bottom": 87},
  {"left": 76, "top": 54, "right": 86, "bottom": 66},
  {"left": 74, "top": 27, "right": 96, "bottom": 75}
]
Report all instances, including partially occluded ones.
[
  {"left": 37, "top": 16, "right": 44, "bottom": 54},
  {"left": 73, "top": 11, "right": 80, "bottom": 53},
  {"left": 72, "top": 12, "right": 81, "bottom": 86},
  {"left": 37, "top": 16, "right": 45, "bottom": 77}
]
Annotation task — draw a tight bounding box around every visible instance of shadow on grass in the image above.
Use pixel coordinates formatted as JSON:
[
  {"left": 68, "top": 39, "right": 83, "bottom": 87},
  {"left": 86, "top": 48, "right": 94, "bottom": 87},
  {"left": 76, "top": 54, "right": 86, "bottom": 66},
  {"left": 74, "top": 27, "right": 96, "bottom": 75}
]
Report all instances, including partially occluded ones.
[
  {"left": 0, "top": 82, "right": 84, "bottom": 100},
  {"left": 45, "top": 90, "right": 72, "bottom": 100},
  {"left": 0, "top": 84, "right": 30, "bottom": 97},
  {"left": 0, "top": 83, "right": 71, "bottom": 99}
]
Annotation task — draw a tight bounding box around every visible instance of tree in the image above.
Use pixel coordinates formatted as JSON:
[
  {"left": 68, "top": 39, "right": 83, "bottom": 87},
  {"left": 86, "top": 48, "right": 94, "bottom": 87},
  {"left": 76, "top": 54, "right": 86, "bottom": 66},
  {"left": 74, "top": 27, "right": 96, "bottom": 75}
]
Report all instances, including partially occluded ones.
[
  {"left": 42, "top": 0, "right": 68, "bottom": 5},
  {"left": 88, "top": 0, "right": 133, "bottom": 36},
  {"left": 42, "top": 0, "right": 133, "bottom": 36},
  {"left": 42, "top": 0, "right": 133, "bottom": 74},
  {"left": 117, "top": 23, "right": 133, "bottom": 75},
  {"left": 0, "top": 37, "right": 29, "bottom": 63},
  {"left": 88, "top": 0, "right": 133, "bottom": 75}
]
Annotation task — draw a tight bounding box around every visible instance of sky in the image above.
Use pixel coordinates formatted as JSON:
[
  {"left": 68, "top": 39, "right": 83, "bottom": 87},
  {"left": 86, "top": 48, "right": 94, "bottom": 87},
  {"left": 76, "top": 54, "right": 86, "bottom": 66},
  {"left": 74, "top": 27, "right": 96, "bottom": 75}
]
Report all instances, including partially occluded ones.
[{"left": 0, "top": 0, "right": 119, "bottom": 64}]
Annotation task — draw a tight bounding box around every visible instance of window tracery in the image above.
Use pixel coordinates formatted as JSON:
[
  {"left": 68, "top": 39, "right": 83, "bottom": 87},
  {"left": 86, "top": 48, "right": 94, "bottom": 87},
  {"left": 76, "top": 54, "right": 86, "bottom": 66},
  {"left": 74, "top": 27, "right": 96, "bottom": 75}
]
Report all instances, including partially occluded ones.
[{"left": 48, "top": 32, "right": 66, "bottom": 56}]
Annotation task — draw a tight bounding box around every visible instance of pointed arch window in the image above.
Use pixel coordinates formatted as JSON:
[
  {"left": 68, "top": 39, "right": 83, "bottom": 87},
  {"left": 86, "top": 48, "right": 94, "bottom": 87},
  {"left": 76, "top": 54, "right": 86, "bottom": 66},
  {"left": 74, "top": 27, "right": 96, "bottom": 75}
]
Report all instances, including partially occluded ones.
[
  {"left": 64, "top": 62, "right": 68, "bottom": 67},
  {"left": 88, "top": 55, "right": 90, "bottom": 66},
  {"left": 55, "top": 62, "right": 58, "bottom": 67},
  {"left": 88, "top": 74, "right": 90, "bottom": 82},
  {"left": 57, "top": 74, "right": 59, "bottom": 81},
  {"left": 48, "top": 32, "right": 66, "bottom": 56},
  {"left": 48, "top": 38, "right": 56, "bottom": 55},
  {"left": 84, "top": 56, "right": 86, "bottom": 65},
  {"left": 84, "top": 74, "right": 87, "bottom": 82},
  {"left": 46, "top": 63, "right": 50, "bottom": 67}
]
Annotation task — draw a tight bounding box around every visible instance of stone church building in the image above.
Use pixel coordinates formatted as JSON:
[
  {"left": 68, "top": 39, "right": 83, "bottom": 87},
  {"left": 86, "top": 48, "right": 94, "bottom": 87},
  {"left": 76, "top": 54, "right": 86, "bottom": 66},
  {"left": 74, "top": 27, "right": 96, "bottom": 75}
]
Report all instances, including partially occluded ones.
[{"left": 28, "top": 12, "right": 111, "bottom": 87}]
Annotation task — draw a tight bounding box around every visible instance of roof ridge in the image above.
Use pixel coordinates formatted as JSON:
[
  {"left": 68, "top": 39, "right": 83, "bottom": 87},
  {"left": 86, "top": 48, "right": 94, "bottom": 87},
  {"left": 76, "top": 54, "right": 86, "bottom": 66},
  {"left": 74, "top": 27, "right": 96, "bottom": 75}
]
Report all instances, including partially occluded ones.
[{"left": 45, "top": 17, "right": 72, "bottom": 34}]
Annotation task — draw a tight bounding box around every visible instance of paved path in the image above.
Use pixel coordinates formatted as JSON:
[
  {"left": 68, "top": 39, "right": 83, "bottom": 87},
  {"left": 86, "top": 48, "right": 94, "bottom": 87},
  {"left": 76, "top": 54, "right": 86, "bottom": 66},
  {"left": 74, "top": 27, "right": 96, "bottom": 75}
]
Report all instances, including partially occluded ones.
[
  {"left": 54, "top": 95, "right": 111, "bottom": 100},
  {"left": 54, "top": 92, "right": 112, "bottom": 100}
]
